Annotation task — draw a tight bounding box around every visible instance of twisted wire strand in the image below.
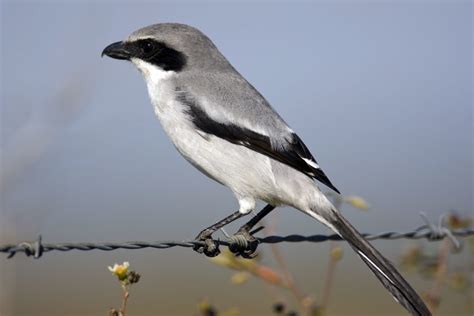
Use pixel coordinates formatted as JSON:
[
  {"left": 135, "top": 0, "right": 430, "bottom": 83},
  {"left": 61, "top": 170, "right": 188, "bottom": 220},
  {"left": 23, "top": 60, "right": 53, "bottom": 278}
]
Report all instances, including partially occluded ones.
[{"left": 1, "top": 226, "right": 473, "bottom": 259}]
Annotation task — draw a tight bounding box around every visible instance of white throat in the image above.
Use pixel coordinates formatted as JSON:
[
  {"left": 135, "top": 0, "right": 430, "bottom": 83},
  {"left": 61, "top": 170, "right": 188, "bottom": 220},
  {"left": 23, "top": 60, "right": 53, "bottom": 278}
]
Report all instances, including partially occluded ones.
[
  {"left": 131, "top": 58, "right": 175, "bottom": 90},
  {"left": 131, "top": 58, "right": 180, "bottom": 120},
  {"left": 131, "top": 58, "right": 177, "bottom": 111}
]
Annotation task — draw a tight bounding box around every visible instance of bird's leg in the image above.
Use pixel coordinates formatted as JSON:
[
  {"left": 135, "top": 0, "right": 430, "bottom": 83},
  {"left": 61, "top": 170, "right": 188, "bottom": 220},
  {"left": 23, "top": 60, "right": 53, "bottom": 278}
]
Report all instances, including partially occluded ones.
[
  {"left": 229, "top": 204, "right": 276, "bottom": 258},
  {"left": 194, "top": 210, "right": 246, "bottom": 257}
]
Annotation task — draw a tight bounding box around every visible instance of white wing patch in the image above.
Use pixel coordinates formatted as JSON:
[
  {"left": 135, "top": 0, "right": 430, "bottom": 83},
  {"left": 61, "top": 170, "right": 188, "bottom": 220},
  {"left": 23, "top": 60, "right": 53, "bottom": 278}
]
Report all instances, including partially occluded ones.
[{"left": 302, "top": 157, "right": 320, "bottom": 169}]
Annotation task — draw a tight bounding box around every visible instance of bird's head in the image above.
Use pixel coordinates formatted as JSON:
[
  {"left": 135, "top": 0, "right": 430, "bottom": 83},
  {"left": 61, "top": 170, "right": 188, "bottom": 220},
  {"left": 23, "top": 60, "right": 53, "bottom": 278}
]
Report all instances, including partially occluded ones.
[{"left": 102, "top": 23, "right": 229, "bottom": 81}]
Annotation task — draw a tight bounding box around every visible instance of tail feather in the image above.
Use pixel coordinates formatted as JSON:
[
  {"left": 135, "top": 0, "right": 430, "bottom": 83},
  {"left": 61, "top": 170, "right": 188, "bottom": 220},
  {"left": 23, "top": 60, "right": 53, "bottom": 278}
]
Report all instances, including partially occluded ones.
[{"left": 320, "top": 209, "right": 431, "bottom": 316}]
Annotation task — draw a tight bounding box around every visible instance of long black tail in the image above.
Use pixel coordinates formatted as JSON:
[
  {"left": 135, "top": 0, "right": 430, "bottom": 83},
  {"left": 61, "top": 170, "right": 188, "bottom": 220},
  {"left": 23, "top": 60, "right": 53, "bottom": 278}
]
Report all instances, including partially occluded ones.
[{"left": 326, "top": 210, "right": 431, "bottom": 315}]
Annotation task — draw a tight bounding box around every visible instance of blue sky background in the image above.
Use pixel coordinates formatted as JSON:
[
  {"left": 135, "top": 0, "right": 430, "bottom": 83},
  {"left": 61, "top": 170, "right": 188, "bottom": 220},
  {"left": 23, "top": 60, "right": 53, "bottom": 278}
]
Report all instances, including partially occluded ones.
[{"left": 1, "top": 1, "right": 472, "bottom": 315}]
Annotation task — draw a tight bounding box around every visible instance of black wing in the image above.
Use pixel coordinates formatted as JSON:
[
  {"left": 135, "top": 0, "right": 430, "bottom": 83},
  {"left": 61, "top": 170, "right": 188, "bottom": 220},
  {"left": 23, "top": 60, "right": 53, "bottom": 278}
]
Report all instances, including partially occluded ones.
[{"left": 178, "top": 90, "right": 340, "bottom": 194}]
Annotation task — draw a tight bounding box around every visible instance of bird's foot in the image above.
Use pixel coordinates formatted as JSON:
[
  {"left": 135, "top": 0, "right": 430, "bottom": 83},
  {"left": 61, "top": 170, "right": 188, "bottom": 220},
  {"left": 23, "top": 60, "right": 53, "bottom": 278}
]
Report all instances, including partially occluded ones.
[
  {"left": 193, "top": 229, "right": 221, "bottom": 257},
  {"left": 228, "top": 229, "right": 259, "bottom": 259}
]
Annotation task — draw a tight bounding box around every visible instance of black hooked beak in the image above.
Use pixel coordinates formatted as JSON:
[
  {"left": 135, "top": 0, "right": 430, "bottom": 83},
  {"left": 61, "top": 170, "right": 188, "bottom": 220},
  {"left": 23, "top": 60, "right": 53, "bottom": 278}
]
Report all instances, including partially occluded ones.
[{"left": 101, "top": 41, "right": 131, "bottom": 60}]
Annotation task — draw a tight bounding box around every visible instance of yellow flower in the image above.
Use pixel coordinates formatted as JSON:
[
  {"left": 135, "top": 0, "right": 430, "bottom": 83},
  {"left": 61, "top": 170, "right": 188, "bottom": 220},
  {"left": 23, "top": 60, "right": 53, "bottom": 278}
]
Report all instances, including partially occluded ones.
[
  {"left": 231, "top": 271, "right": 251, "bottom": 285},
  {"left": 209, "top": 249, "right": 257, "bottom": 271},
  {"left": 108, "top": 261, "right": 130, "bottom": 281},
  {"left": 330, "top": 246, "right": 344, "bottom": 261},
  {"left": 197, "top": 298, "right": 211, "bottom": 312},
  {"left": 210, "top": 250, "right": 284, "bottom": 286},
  {"left": 344, "top": 195, "right": 369, "bottom": 210},
  {"left": 197, "top": 298, "right": 217, "bottom": 315}
]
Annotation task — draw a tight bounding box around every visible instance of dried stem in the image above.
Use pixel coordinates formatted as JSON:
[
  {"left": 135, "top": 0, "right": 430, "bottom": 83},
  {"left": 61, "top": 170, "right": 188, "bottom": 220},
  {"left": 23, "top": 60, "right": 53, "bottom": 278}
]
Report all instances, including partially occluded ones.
[
  {"left": 270, "top": 239, "right": 305, "bottom": 302},
  {"left": 264, "top": 218, "right": 310, "bottom": 313},
  {"left": 320, "top": 241, "right": 339, "bottom": 311},
  {"left": 120, "top": 285, "right": 130, "bottom": 316},
  {"left": 426, "top": 238, "right": 450, "bottom": 315}
]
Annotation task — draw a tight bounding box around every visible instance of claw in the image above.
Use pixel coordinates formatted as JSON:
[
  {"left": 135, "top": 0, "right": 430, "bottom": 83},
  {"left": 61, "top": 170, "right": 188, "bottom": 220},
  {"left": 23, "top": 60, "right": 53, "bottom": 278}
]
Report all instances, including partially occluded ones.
[
  {"left": 193, "top": 230, "right": 221, "bottom": 257},
  {"left": 228, "top": 230, "right": 259, "bottom": 258}
]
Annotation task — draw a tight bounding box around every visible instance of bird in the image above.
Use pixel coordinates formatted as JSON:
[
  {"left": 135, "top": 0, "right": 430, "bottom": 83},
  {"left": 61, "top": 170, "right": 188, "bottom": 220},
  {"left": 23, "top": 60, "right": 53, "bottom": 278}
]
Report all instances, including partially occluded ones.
[{"left": 102, "top": 23, "right": 431, "bottom": 316}]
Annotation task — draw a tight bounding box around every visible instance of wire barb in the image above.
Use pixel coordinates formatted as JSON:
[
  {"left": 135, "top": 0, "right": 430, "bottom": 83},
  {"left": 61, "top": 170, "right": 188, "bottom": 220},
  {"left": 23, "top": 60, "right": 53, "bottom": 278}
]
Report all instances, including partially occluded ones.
[
  {"left": 5, "top": 235, "right": 44, "bottom": 259},
  {"left": 419, "top": 212, "right": 462, "bottom": 249}
]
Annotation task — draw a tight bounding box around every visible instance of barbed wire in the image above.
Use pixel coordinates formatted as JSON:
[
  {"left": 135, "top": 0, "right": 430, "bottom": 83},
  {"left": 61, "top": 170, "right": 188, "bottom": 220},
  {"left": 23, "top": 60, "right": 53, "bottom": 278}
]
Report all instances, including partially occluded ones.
[{"left": 1, "top": 221, "right": 473, "bottom": 259}]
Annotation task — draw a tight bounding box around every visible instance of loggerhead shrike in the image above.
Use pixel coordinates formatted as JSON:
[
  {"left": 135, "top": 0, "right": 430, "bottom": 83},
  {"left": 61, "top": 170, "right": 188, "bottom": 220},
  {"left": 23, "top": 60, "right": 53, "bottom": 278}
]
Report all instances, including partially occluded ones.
[{"left": 102, "top": 23, "right": 430, "bottom": 315}]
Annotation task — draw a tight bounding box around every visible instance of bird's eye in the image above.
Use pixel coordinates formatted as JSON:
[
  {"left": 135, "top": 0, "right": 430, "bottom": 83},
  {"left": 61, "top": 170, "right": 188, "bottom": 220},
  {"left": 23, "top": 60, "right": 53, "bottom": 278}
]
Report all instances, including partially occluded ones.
[
  {"left": 144, "top": 42, "right": 153, "bottom": 53},
  {"left": 140, "top": 40, "right": 155, "bottom": 55}
]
